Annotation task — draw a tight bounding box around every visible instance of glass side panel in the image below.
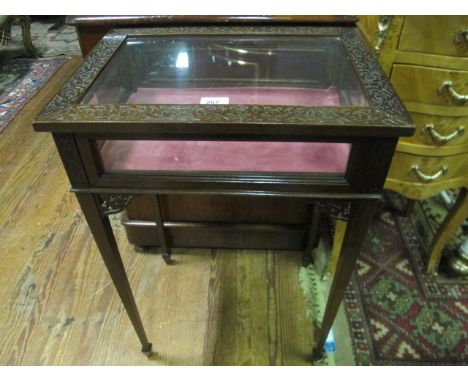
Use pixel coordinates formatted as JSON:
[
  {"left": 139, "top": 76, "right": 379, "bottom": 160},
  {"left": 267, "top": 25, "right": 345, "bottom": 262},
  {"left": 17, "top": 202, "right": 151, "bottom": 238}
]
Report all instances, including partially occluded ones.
[
  {"left": 82, "top": 35, "right": 368, "bottom": 106},
  {"left": 99, "top": 140, "right": 351, "bottom": 174}
]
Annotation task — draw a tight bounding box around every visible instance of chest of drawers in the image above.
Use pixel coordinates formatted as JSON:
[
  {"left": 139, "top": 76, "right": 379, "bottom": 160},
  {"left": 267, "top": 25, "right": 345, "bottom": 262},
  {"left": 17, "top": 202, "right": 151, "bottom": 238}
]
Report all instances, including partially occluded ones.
[{"left": 360, "top": 16, "right": 468, "bottom": 273}]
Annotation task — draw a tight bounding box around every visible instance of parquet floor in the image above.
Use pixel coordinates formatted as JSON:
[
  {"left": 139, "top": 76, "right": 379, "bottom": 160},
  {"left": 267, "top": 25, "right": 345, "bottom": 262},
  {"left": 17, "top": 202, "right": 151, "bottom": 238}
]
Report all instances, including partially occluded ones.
[{"left": 0, "top": 56, "right": 318, "bottom": 365}]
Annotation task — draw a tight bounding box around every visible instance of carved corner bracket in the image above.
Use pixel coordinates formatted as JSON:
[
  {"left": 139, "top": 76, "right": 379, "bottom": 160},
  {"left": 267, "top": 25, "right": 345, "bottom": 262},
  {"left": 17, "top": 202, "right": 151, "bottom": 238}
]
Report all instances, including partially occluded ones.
[
  {"left": 313, "top": 200, "right": 351, "bottom": 221},
  {"left": 99, "top": 194, "right": 135, "bottom": 216}
]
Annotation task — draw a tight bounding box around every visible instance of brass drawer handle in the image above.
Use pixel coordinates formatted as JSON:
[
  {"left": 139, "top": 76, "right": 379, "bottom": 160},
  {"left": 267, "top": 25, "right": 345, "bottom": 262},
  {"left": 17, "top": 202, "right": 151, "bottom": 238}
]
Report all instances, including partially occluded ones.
[
  {"left": 411, "top": 165, "right": 448, "bottom": 182},
  {"left": 453, "top": 30, "right": 468, "bottom": 45},
  {"left": 439, "top": 81, "right": 468, "bottom": 103},
  {"left": 423, "top": 124, "right": 465, "bottom": 144},
  {"left": 374, "top": 16, "right": 393, "bottom": 56}
]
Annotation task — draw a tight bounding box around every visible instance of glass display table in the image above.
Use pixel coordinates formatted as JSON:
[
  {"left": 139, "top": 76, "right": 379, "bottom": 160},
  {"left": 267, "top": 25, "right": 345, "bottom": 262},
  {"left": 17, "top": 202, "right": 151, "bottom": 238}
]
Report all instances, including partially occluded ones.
[{"left": 34, "top": 23, "right": 413, "bottom": 361}]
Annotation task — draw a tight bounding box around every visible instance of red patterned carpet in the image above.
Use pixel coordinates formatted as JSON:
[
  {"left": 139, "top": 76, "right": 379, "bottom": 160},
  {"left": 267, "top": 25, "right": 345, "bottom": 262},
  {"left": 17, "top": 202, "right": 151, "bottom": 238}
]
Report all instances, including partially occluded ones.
[
  {"left": 343, "top": 196, "right": 468, "bottom": 365},
  {"left": 0, "top": 58, "right": 68, "bottom": 133}
]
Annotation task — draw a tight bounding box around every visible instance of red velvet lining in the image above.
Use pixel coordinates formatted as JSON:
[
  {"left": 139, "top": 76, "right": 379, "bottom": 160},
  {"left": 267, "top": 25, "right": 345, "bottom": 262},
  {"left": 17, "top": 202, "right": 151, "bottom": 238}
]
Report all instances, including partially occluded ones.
[
  {"left": 125, "top": 86, "right": 341, "bottom": 106},
  {"left": 101, "top": 140, "right": 351, "bottom": 173},
  {"left": 100, "top": 86, "right": 350, "bottom": 173}
]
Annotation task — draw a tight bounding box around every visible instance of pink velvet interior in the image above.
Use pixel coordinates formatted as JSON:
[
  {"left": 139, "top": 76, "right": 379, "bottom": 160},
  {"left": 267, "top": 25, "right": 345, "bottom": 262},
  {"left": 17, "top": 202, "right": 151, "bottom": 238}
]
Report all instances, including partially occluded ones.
[
  {"left": 100, "top": 86, "right": 350, "bottom": 174},
  {"left": 125, "top": 86, "right": 341, "bottom": 106},
  {"left": 101, "top": 140, "right": 351, "bottom": 173}
]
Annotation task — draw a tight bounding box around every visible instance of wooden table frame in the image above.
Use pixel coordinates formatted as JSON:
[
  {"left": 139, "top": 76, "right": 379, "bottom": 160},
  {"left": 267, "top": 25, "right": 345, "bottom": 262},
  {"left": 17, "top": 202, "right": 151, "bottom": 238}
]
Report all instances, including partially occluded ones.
[{"left": 34, "top": 24, "right": 413, "bottom": 361}]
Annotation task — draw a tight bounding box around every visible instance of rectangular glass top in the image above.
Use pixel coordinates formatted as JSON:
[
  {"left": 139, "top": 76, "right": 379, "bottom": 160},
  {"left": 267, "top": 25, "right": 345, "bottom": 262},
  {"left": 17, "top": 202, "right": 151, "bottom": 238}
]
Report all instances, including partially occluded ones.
[{"left": 81, "top": 35, "right": 369, "bottom": 107}]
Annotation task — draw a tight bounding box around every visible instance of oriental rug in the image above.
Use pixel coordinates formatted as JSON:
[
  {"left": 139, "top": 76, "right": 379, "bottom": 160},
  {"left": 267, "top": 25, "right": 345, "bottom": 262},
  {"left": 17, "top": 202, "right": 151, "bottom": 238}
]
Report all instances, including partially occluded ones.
[
  {"left": 343, "top": 193, "right": 468, "bottom": 365},
  {"left": 0, "top": 57, "right": 68, "bottom": 133}
]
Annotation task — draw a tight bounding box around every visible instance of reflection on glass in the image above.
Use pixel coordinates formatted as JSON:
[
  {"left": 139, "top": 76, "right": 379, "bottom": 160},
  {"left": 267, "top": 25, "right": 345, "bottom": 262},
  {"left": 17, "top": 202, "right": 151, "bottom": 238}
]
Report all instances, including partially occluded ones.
[
  {"left": 82, "top": 36, "right": 368, "bottom": 106},
  {"left": 175, "top": 52, "right": 189, "bottom": 68}
]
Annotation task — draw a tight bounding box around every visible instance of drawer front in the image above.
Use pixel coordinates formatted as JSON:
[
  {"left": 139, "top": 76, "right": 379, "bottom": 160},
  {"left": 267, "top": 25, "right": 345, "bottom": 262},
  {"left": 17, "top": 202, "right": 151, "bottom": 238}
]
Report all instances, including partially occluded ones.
[
  {"left": 399, "top": 113, "right": 467, "bottom": 149},
  {"left": 399, "top": 16, "right": 468, "bottom": 57},
  {"left": 391, "top": 64, "right": 468, "bottom": 108},
  {"left": 387, "top": 151, "right": 468, "bottom": 185}
]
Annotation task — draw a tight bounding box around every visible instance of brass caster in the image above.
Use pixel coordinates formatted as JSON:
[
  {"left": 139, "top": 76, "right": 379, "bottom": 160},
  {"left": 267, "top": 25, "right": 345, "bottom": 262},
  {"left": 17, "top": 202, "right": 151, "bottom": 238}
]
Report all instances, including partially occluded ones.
[
  {"left": 141, "top": 343, "right": 153, "bottom": 358},
  {"left": 162, "top": 254, "right": 175, "bottom": 265},
  {"left": 135, "top": 245, "right": 151, "bottom": 253},
  {"left": 311, "top": 347, "right": 325, "bottom": 363}
]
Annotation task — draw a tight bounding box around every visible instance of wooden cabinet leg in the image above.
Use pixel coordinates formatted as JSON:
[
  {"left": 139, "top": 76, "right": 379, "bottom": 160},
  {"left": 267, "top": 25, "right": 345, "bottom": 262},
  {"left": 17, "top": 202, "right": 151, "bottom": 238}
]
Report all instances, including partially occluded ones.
[
  {"left": 427, "top": 187, "right": 468, "bottom": 274},
  {"left": 303, "top": 206, "right": 321, "bottom": 266},
  {"left": 151, "top": 194, "right": 174, "bottom": 265},
  {"left": 322, "top": 219, "right": 347, "bottom": 280},
  {"left": 312, "top": 199, "right": 377, "bottom": 360},
  {"left": 76, "top": 193, "right": 153, "bottom": 357},
  {"left": 18, "top": 16, "right": 40, "bottom": 58}
]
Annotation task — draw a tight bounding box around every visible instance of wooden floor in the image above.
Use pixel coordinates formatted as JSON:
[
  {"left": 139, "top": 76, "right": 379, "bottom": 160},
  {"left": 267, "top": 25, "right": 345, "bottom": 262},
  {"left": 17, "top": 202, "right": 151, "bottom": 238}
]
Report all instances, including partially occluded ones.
[{"left": 0, "top": 56, "right": 317, "bottom": 365}]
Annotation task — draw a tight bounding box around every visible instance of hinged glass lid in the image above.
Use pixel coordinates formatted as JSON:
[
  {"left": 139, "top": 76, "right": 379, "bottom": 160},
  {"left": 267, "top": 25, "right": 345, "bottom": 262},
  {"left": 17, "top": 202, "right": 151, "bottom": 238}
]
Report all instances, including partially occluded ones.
[{"left": 81, "top": 35, "right": 369, "bottom": 107}]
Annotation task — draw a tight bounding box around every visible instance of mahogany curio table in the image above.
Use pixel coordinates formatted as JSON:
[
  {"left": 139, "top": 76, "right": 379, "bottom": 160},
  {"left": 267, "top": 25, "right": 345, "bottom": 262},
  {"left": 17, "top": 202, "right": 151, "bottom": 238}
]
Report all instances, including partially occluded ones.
[{"left": 33, "top": 24, "right": 413, "bottom": 361}]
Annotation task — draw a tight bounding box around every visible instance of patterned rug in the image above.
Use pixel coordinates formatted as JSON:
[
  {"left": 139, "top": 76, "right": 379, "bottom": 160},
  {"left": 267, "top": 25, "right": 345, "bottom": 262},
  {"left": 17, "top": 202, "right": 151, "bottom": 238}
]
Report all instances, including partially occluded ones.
[
  {"left": 343, "top": 194, "right": 468, "bottom": 365},
  {"left": 0, "top": 57, "right": 68, "bottom": 133}
]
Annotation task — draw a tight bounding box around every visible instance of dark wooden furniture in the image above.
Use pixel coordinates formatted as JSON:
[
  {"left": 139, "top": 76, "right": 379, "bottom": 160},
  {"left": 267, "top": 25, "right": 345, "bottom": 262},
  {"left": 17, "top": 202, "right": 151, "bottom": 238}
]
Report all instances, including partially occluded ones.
[
  {"left": 67, "top": 15, "right": 359, "bottom": 252},
  {"left": 33, "top": 21, "right": 413, "bottom": 361}
]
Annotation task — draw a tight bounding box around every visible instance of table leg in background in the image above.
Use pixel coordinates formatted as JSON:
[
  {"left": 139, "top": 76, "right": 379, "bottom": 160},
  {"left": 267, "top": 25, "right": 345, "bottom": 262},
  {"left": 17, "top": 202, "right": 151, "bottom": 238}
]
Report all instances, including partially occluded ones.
[
  {"left": 151, "top": 194, "right": 174, "bottom": 265},
  {"left": 427, "top": 187, "right": 468, "bottom": 274}
]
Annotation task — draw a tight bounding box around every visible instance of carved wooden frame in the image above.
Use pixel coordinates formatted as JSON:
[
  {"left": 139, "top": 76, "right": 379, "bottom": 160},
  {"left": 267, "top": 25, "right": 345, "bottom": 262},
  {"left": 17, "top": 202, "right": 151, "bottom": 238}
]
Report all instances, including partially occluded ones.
[{"left": 35, "top": 26, "right": 412, "bottom": 136}]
